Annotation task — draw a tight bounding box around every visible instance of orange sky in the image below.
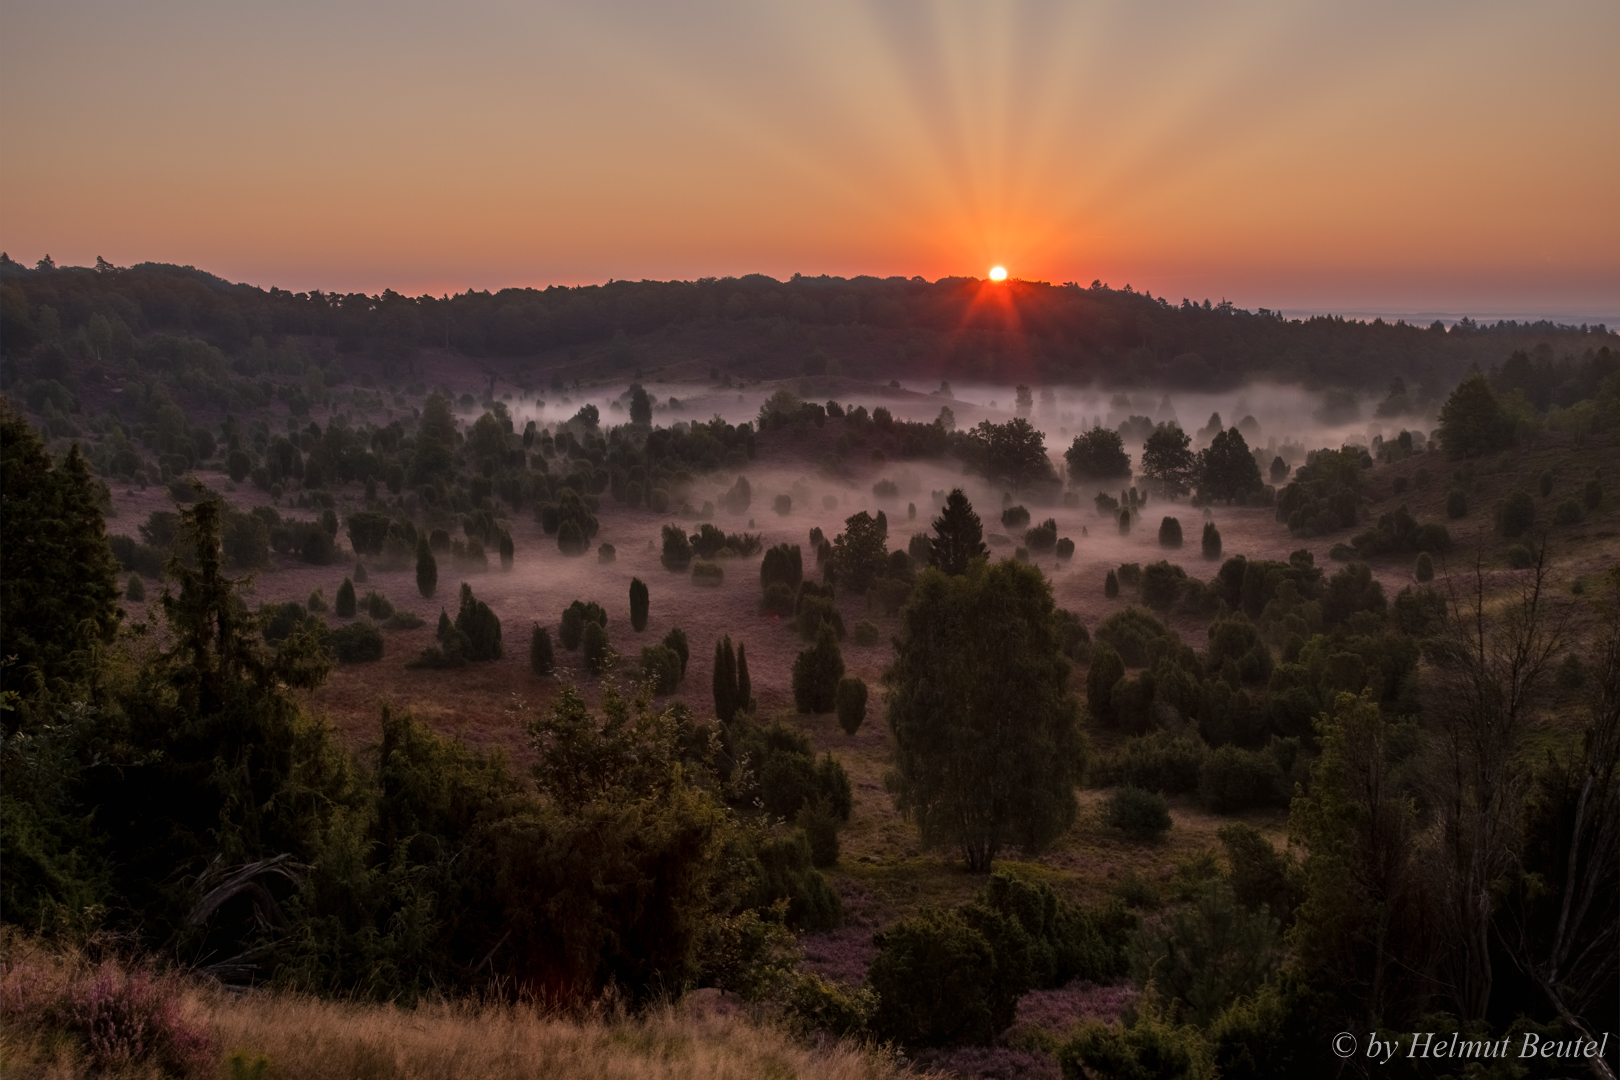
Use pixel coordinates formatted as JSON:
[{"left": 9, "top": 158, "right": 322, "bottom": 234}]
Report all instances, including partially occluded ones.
[{"left": 2, "top": 1, "right": 1616, "bottom": 316}]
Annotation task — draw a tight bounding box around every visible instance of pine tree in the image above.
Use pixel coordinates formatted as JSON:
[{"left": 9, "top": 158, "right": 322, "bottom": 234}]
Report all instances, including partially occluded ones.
[
  {"left": 630, "top": 577, "right": 649, "bottom": 631},
  {"left": 713, "top": 635, "right": 738, "bottom": 722},
  {"left": 416, "top": 535, "right": 438, "bottom": 598},
  {"left": 929, "top": 488, "right": 988, "bottom": 575},
  {"left": 736, "top": 642, "right": 753, "bottom": 714}
]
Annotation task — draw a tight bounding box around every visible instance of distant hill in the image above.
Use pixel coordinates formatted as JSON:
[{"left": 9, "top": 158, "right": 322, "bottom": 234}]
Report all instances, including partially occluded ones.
[{"left": 3, "top": 255, "right": 1613, "bottom": 397}]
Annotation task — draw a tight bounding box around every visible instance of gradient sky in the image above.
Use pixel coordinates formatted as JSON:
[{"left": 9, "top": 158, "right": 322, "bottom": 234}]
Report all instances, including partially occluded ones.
[{"left": 2, "top": 1, "right": 1616, "bottom": 316}]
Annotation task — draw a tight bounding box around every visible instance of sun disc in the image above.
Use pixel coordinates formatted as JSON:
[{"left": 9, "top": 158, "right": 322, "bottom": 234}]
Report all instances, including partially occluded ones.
[{"left": 989, "top": 266, "right": 1008, "bottom": 281}]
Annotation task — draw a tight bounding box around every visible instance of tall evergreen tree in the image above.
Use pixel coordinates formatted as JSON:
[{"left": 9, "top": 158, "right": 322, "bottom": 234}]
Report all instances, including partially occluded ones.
[
  {"left": 736, "top": 642, "right": 753, "bottom": 714},
  {"left": 713, "top": 635, "right": 738, "bottom": 722},
  {"left": 886, "top": 560, "right": 1087, "bottom": 872},
  {"left": 629, "top": 577, "right": 649, "bottom": 631},
  {"left": 793, "top": 623, "right": 845, "bottom": 714},
  {"left": 0, "top": 404, "right": 123, "bottom": 693},
  {"left": 929, "top": 488, "right": 988, "bottom": 576},
  {"left": 416, "top": 535, "right": 438, "bottom": 598}
]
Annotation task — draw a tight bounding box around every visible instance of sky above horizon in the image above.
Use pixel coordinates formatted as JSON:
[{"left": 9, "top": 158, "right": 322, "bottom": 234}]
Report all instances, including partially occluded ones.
[{"left": 2, "top": 1, "right": 1616, "bottom": 318}]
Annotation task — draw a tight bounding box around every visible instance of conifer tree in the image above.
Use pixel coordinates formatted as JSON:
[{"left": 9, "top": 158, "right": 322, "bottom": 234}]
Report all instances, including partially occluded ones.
[
  {"left": 929, "top": 488, "right": 988, "bottom": 575},
  {"left": 336, "top": 576, "right": 357, "bottom": 617},
  {"left": 529, "top": 621, "right": 554, "bottom": 675},
  {"left": 736, "top": 641, "right": 753, "bottom": 714},
  {"left": 630, "top": 577, "right": 649, "bottom": 631},
  {"left": 793, "top": 623, "right": 845, "bottom": 713},
  {"left": 713, "top": 635, "right": 738, "bottom": 722},
  {"left": 416, "top": 535, "right": 437, "bottom": 598}
]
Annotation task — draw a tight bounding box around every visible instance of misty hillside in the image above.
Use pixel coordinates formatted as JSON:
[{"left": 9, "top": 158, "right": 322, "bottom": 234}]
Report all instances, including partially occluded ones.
[{"left": 3, "top": 256, "right": 1613, "bottom": 404}]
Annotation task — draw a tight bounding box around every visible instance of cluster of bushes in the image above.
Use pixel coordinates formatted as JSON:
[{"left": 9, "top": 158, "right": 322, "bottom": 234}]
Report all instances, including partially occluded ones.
[
  {"left": 1275, "top": 447, "right": 1367, "bottom": 536},
  {"left": 1348, "top": 503, "right": 1451, "bottom": 556},
  {"left": 867, "top": 872, "right": 1137, "bottom": 1047}
]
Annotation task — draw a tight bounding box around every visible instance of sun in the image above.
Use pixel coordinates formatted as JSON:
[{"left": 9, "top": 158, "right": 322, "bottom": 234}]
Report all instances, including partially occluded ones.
[{"left": 988, "top": 266, "right": 1008, "bottom": 281}]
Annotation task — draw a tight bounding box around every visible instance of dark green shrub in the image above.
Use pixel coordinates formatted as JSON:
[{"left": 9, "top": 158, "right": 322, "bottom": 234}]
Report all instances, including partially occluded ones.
[
  {"left": 1118, "top": 508, "right": 1132, "bottom": 535},
  {"left": 582, "top": 620, "right": 611, "bottom": 674},
  {"left": 1128, "top": 881, "right": 1281, "bottom": 1025},
  {"left": 335, "top": 576, "right": 357, "bottom": 617},
  {"left": 597, "top": 542, "right": 615, "bottom": 563},
  {"left": 744, "top": 829, "right": 842, "bottom": 931},
  {"left": 660, "top": 523, "right": 693, "bottom": 570},
  {"left": 1141, "top": 560, "right": 1186, "bottom": 612},
  {"left": 792, "top": 623, "right": 844, "bottom": 713},
  {"left": 1446, "top": 487, "right": 1468, "bottom": 518},
  {"left": 797, "top": 799, "right": 841, "bottom": 868},
  {"left": 773, "top": 493, "right": 792, "bottom": 515},
  {"left": 560, "top": 600, "right": 607, "bottom": 650},
  {"left": 1060, "top": 1005, "right": 1203, "bottom": 1080},
  {"left": 1024, "top": 518, "right": 1058, "bottom": 553},
  {"left": 1506, "top": 543, "right": 1534, "bottom": 569},
  {"left": 662, "top": 626, "right": 689, "bottom": 675},
  {"left": 1218, "top": 823, "right": 1304, "bottom": 923},
  {"left": 851, "top": 618, "right": 880, "bottom": 646},
  {"left": 1105, "top": 569, "right": 1119, "bottom": 598},
  {"left": 1055, "top": 537, "right": 1075, "bottom": 561},
  {"left": 557, "top": 520, "right": 587, "bottom": 555},
  {"left": 629, "top": 577, "right": 649, "bottom": 631},
  {"left": 869, "top": 907, "right": 1001, "bottom": 1047},
  {"left": 760, "top": 543, "right": 804, "bottom": 592},
  {"left": 836, "top": 677, "right": 867, "bottom": 734},
  {"left": 325, "top": 621, "right": 384, "bottom": 663},
  {"left": 640, "top": 643, "right": 682, "bottom": 693},
  {"left": 126, "top": 574, "right": 145, "bottom": 602},
  {"left": 1091, "top": 733, "right": 1208, "bottom": 794},
  {"left": 761, "top": 581, "right": 796, "bottom": 616},
  {"left": 1415, "top": 551, "right": 1434, "bottom": 582},
  {"left": 794, "top": 585, "right": 845, "bottom": 640},
  {"left": 1001, "top": 504, "right": 1031, "bottom": 529},
  {"left": 1496, "top": 489, "right": 1535, "bottom": 537},
  {"left": 1202, "top": 522, "right": 1222, "bottom": 560},
  {"left": 1103, "top": 786, "right": 1171, "bottom": 840},
  {"left": 1095, "top": 606, "right": 1178, "bottom": 666},
  {"left": 1413, "top": 522, "right": 1452, "bottom": 551},
  {"left": 454, "top": 582, "right": 502, "bottom": 660},
  {"left": 1055, "top": 608, "right": 1090, "bottom": 661},
  {"left": 1087, "top": 643, "right": 1125, "bottom": 727},
  {"left": 1553, "top": 498, "right": 1584, "bottom": 526},
  {"left": 1198, "top": 745, "right": 1285, "bottom": 812},
  {"left": 692, "top": 561, "right": 723, "bottom": 586},
  {"left": 515, "top": 615, "right": 552, "bottom": 674},
  {"left": 261, "top": 600, "right": 313, "bottom": 643},
  {"left": 1159, "top": 516, "right": 1183, "bottom": 548}
]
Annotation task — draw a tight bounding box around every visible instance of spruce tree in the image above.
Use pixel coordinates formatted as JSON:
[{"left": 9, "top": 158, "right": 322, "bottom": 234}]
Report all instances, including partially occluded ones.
[
  {"left": 416, "top": 535, "right": 438, "bottom": 598},
  {"left": 713, "top": 635, "right": 738, "bottom": 722},
  {"left": 736, "top": 642, "right": 753, "bottom": 714},
  {"left": 929, "top": 488, "right": 988, "bottom": 575},
  {"left": 336, "top": 576, "right": 357, "bottom": 617},
  {"left": 629, "top": 577, "right": 649, "bottom": 631}
]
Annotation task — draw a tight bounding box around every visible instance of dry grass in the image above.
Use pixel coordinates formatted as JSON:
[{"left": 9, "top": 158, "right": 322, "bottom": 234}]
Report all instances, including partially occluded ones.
[{"left": 2, "top": 937, "right": 913, "bottom": 1080}]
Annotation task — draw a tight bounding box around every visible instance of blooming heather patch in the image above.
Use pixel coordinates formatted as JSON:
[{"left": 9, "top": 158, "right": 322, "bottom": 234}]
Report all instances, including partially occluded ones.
[
  {"left": 1011, "top": 980, "right": 1139, "bottom": 1037},
  {"left": 799, "top": 879, "right": 880, "bottom": 986}
]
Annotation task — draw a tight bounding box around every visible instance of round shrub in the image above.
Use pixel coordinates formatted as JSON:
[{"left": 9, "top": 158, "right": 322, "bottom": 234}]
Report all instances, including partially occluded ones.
[
  {"left": 774, "top": 493, "right": 792, "bottom": 515},
  {"left": 1198, "top": 746, "right": 1284, "bottom": 813},
  {"left": 1103, "top": 786, "right": 1172, "bottom": 840},
  {"left": 836, "top": 677, "right": 868, "bottom": 734},
  {"left": 1024, "top": 518, "right": 1058, "bottom": 553},
  {"left": 559, "top": 599, "right": 607, "bottom": 650},
  {"left": 1001, "top": 505, "right": 1031, "bottom": 529},
  {"left": 582, "top": 620, "right": 612, "bottom": 674},
  {"left": 1158, "top": 516, "right": 1183, "bottom": 548},
  {"left": 761, "top": 581, "right": 797, "bottom": 617},
  {"left": 639, "top": 643, "right": 682, "bottom": 694},
  {"left": 325, "top": 621, "right": 384, "bottom": 663},
  {"left": 1201, "top": 522, "right": 1221, "bottom": 560},
  {"left": 1553, "top": 499, "right": 1584, "bottom": 526},
  {"left": 126, "top": 575, "right": 146, "bottom": 602},
  {"left": 1415, "top": 551, "right": 1434, "bottom": 582},
  {"left": 660, "top": 523, "right": 693, "bottom": 570},
  {"left": 1506, "top": 543, "right": 1534, "bottom": 569},
  {"left": 1056, "top": 537, "right": 1075, "bottom": 561},
  {"left": 648, "top": 487, "right": 670, "bottom": 513},
  {"left": 869, "top": 908, "right": 1002, "bottom": 1048},
  {"left": 1446, "top": 487, "right": 1468, "bottom": 519},
  {"left": 558, "top": 520, "right": 588, "bottom": 556},
  {"left": 852, "top": 618, "right": 881, "bottom": 646},
  {"left": 597, "top": 542, "right": 616, "bottom": 563},
  {"left": 692, "top": 560, "right": 724, "bottom": 587},
  {"left": 1496, "top": 490, "right": 1536, "bottom": 537}
]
